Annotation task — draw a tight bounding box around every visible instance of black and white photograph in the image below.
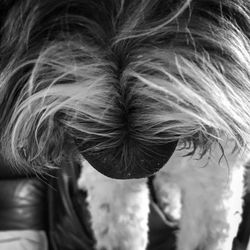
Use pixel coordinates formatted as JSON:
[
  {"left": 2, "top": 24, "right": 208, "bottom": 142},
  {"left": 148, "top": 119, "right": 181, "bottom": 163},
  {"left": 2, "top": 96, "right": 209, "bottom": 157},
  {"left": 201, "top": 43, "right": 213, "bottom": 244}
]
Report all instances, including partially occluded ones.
[{"left": 0, "top": 0, "right": 249, "bottom": 249}]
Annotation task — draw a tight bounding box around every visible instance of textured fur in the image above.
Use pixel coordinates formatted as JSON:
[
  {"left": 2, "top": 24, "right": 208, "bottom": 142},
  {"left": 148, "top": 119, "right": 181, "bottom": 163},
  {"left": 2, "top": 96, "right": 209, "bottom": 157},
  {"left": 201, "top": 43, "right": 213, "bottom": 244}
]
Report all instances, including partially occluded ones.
[
  {"left": 78, "top": 138, "right": 247, "bottom": 250},
  {"left": 78, "top": 159, "right": 150, "bottom": 250},
  {"left": 0, "top": 0, "right": 250, "bottom": 249}
]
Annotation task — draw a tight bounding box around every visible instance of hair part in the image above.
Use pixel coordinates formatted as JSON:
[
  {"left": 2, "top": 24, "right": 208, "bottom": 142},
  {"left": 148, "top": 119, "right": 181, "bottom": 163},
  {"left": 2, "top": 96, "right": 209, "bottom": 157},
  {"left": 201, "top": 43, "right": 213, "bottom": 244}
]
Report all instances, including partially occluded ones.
[{"left": 0, "top": 0, "right": 250, "bottom": 171}]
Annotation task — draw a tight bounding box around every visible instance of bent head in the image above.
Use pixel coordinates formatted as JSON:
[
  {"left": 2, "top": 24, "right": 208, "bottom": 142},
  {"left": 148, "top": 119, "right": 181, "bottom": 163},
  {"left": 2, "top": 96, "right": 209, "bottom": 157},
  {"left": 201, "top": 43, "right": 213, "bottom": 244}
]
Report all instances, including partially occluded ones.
[{"left": 0, "top": 0, "right": 250, "bottom": 178}]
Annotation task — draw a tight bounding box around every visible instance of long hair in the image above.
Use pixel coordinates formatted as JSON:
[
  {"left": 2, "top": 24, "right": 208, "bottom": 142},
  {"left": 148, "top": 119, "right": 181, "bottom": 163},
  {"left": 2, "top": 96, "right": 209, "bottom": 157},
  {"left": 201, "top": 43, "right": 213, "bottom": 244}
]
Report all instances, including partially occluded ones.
[{"left": 0, "top": 0, "right": 250, "bottom": 173}]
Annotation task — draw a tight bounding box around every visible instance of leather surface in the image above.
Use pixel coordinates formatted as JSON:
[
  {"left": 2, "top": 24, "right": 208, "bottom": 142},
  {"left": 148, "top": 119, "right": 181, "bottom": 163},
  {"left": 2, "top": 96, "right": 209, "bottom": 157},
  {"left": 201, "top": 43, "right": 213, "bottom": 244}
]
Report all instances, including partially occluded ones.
[
  {"left": 0, "top": 178, "right": 48, "bottom": 230},
  {"left": 48, "top": 161, "right": 95, "bottom": 250}
]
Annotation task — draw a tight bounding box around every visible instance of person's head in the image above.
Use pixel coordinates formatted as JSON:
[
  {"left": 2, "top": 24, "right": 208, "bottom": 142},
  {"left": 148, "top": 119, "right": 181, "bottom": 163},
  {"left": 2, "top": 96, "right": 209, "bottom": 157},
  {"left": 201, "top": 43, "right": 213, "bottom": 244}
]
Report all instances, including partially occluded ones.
[{"left": 0, "top": 0, "right": 250, "bottom": 178}]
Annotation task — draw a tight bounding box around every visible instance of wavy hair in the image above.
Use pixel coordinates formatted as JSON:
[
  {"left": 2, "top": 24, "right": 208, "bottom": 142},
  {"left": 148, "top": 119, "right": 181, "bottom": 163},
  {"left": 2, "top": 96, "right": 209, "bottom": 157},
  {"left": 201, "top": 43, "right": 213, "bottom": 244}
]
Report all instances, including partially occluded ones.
[{"left": 0, "top": 0, "right": 250, "bottom": 172}]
